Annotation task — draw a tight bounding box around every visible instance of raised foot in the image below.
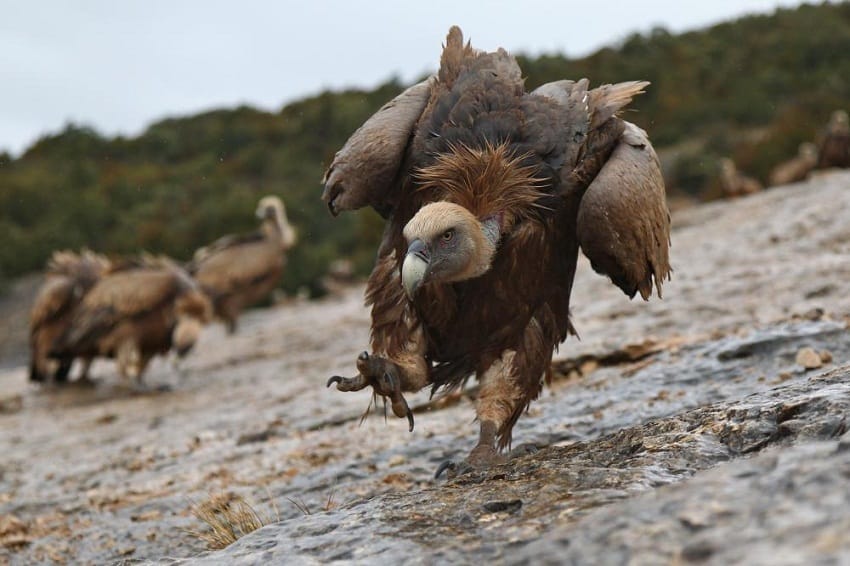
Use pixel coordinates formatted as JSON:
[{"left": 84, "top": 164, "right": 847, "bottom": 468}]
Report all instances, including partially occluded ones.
[{"left": 327, "top": 351, "right": 414, "bottom": 431}]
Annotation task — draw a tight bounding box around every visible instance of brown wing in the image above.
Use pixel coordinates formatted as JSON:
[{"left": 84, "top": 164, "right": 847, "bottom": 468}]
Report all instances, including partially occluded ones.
[
  {"left": 30, "top": 277, "right": 76, "bottom": 332},
  {"left": 187, "top": 230, "right": 265, "bottom": 273},
  {"left": 53, "top": 269, "right": 181, "bottom": 355},
  {"left": 192, "top": 240, "right": 282, "bottom": 299},
  {"left": 576, "top": 121, "right": 671, "bottom": 300},
  {"left": 322, "top": 76, "right": 435, "bottom": 217}
]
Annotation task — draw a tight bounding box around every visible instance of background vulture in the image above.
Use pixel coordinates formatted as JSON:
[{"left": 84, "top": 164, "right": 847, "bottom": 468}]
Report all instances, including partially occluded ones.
[
  {"left": 50, "top": 256, "right": 211, "bottom": 384},
  {"left": 29, "top": 249, "right": 111, "bottom": 383},
  {"left": 189, "top": 195, "right": 296, "bottom": 333},
  {"left": 769, "top": 142, "right": 818, "bottom": 186},
  {"left": 323, "top": 26, "right": 671, "bottom": 476},
  {"left": 817, "top": 110, "right": 850, "bottom": 169},
  {"left": 719, "top": 158, "right": 762, "bottom": 198}
]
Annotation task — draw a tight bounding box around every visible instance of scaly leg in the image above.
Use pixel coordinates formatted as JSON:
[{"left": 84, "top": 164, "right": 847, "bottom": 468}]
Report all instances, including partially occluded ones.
[{"left": 435, "top": 349, "right": 521, "bottom": 478}]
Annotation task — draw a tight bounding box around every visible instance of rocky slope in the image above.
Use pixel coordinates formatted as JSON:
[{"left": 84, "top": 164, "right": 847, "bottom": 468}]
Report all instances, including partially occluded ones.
[{"left": 1, "top": 171, "right": 849, "bottom": 564}]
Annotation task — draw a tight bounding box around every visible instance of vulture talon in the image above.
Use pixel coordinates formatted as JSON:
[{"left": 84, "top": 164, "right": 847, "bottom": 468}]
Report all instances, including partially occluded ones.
[
  {"left": 326, "top": 374, "right": 368, "bottom": 392},
  {"left": 330, "top": 353, "right": 414, "bottom": 430},
  {"left": 434, "top": 460, "right": 455, "bottom": 479},
  {"left": 434, "top": 459, "right": 475, "bottom": 480}
]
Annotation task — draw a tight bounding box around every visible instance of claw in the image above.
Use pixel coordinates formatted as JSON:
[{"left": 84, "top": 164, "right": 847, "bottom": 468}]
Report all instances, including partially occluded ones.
[
  {"left": 388, "top": 390, "right": 414, "bottom": 432},
  {"left": 435, "top": 460, "right": 455, "bottom": 479},
  {"left": 326, "top": 374, "right": 368, "bottom": 392}
]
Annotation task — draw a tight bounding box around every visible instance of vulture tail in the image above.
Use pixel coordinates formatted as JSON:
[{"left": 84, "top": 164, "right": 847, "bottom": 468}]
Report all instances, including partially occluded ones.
[{"left": 588, "top": 81, "right": 649, "bottom": 131}]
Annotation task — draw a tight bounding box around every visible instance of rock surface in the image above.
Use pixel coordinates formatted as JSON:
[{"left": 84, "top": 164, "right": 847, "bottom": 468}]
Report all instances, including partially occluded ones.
[{"left": 0, "top": 171, "right": 849, "bottom": 564}]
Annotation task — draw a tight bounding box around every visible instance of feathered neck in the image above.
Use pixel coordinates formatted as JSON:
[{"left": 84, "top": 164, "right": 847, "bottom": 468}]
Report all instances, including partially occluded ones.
[
  {"left": 262, "top": 208, "right": 297, "bottom": 251},
  {"left": 414, "top": 142, "right": 548, "bottom": 231}
]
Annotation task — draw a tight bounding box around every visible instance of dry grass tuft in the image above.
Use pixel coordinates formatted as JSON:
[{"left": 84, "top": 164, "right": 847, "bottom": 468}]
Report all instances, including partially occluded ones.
[
  {"left": 286, "top": 490, "right": 337, "bottom": 516},
  {"left": 189, "top": 492, "right": 278, "bottom": 550}
]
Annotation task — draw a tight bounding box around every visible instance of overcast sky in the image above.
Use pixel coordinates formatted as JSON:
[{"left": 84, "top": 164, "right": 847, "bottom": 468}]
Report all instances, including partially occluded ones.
[{"left": 1, "top": 0, "right": 808, "bottom": 156}]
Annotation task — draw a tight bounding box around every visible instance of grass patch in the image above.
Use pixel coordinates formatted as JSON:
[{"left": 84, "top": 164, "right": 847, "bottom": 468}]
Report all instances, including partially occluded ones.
[{"left": 189, "top": 492, "right": 279, "bottom": 550}]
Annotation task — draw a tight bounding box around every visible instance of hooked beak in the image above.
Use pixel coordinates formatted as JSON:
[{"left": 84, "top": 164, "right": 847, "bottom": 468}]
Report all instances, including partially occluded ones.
[{"left": 401, "top": 239, "right": 431, "bottom": 299}]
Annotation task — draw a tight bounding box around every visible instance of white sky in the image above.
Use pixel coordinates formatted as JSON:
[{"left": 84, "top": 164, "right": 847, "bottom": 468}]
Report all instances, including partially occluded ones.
[{"left": 0, "top": 0, "right": 808, "bottom": 156}]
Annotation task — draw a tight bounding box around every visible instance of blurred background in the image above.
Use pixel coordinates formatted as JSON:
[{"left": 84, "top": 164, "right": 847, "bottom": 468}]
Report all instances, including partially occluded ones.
[{"left": 1, "top": 1, "right": 847, "bottom": 298}]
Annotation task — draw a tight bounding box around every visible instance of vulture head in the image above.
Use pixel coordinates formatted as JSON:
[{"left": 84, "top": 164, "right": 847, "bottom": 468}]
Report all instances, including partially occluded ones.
[
  {"left": 400, "top": 142, "right": 547, "bottom": 298},
  {"left": 799, "top": 142, "right": 818, "bottom": 159},
  {"left": 829, "top": 110, "right": 849, "bottom": 133},
  {"left": 173, "top": 318, "right": 204, "bottom": 357},
  {"left": 172, "top": 284, "right": 212, "bottom": 357},
  {"left": 401, "top": 202, "right": 501, "bottom": 298},
  {"left": 256, "top": 195, "right": 297, "bottom": 250}
]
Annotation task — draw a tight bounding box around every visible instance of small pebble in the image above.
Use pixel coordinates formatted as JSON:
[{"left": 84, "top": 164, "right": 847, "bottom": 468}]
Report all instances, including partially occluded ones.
[{"left": 796, "top": 347, "right": 823, "bottom": 370}]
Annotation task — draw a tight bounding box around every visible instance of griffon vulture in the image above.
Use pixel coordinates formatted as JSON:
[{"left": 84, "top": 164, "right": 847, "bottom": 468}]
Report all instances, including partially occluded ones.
[
  {"left": 29, "top": 250, "right": 111, "bottom": 383},
  {"left": 769, "top": 142, "right": 818, "bottom": 186},
  {"left": 719, "top": 158, "right": 762, "bottom": 198},
  {"left": 817, "top": 110, "right": 850, "bottom": 169},
  {"left": 50, "top": 256, "right": 211, "bottom": 383},
  {"left": 189, "top": 196, "right": 296, "bottom": 333},
  {"left": 323, "top": 27, "right": 671, "bottom": 476}
]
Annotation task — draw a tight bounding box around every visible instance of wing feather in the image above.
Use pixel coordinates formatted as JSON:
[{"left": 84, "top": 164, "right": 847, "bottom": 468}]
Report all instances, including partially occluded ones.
[
  {"left": 30, "top": 277, "right": 76, "bottom": 331},
  {"left": 576, "top": 122, "right": 671, "bottom": 300},
  {"left": 187, "top": 230, "right": 265, "bottom": 273},
  {"left": 54, "top": 270, "right": 180, "bottom": 354},
  {"left": 322, "top": 77, "right": 435, "bottom": 216},
  {"left": 192, "top": 241, "right": 282, "bottom": 299}
]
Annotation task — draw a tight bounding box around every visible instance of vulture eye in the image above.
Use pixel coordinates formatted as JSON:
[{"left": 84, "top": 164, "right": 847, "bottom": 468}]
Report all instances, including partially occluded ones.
[{"left": 441, "top": 229, "right": 455, "bottom": 243}]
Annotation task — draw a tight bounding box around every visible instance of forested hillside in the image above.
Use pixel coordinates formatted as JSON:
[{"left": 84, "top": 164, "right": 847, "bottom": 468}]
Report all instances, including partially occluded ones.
[{"left": 1, "top": 2, "right": 848, "bottom": 294}]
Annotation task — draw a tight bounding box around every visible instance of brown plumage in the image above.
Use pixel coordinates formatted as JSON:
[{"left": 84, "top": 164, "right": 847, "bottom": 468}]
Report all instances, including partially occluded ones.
[
  {"left": 29, "top": 250, "right": 111, "bottom": 383},
  {"left": 323, "top": 27, "right": 671, "bottom": 474},
  {"left": 189, "top": 196, "right": 296, "bottom": 333},
  {"left": 816, "top": 110, "right": 850, "bottom": 169},
  {"left": 50, "top": 256, "right": 211, "bottom": 383},
  {"left": 769, "top": 142, "right": 818, "bottom": 186},
  {"left": 719, "top": 158, "right": 762, "bottom": 198}
]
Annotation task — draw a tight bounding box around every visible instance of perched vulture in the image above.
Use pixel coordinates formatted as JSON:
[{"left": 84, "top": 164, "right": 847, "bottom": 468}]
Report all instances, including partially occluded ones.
[
  {"left": 50, "top": 256, "right": 211, "bottom": 383},
  {"left": 323, "top": 26, "right": 671, "bottom": 476},
  {"left": 189, "top": 196, "right": 296, "bottom": 333},
  {"left": 769, "top": 142, "right": 818, "bottom": 186},
  {"left": 719, "top": 158, "right": 762, "bottom": 198},
  {"left": 816, "top": 110, "right": 850, "bottom": 169},
  {"left": 29, "top": 250, "right": 111, "bottom": 383}
]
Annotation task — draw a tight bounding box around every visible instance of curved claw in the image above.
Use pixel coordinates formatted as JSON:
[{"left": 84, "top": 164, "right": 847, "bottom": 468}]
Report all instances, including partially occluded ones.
[
  {"left": 435, "top": 460, "right": 455, "bottom": 479},
  {"left": 326, "top": 374, "right": 369, "bottom": 392},
  {"left": 388, "top": 392, "right": 414, "bottom": 432}
]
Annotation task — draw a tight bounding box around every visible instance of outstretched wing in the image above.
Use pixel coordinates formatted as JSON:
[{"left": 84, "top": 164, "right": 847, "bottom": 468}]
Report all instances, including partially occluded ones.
[
  {"left": 53, "top": 269, "right": 180, "bottom": 355},
  {"left": 322, "top": 77, "right": 435, "bottom": 218},
  {"left": 575, "top": 122, "right": 672, "bottom": 299},
  {"left": 534, "top": 79, "right": 670, "bottom": 299}
]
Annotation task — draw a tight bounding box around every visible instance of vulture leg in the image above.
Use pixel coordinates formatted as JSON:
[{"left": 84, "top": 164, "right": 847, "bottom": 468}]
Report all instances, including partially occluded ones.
[
  {"left": 327, "top": 352, "right": 415, "bottom": 432},
  {"left": 54, "top": 359, "right": 73, "bottom": 383},
  {"left": 76, "top": 357, "right": 97, "bottom": 385},
  {"left": 436, "top": 321, "right": 549, "bottom": 479}
]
